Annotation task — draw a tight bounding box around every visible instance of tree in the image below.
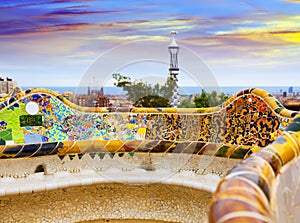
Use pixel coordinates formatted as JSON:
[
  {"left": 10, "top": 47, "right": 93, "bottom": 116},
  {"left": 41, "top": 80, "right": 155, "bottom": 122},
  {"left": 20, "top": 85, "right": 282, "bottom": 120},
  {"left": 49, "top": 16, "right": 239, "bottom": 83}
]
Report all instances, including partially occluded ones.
[
  {"left": 134, "top": 95, "right": 171, "bottom": 107},
  {"left": 194, "top": 90, "right": 229, "bottom": 108},
  {"left": 112, "top": 74, "right": 229, "bottom": 108},
  {"left": 208, "top": 90, "right": 218, "bottom": 106},
  {"left": 159, "top": 77, "right": 177, "bottom": 101},
  {"left": 194, "top": 91, "right": 209, "bottom": 108},
  {"left": 112, "top": 73, "right": 131, "bottom": 87},
  {"left": 178, "top": 98, "right": 195, "bottom": 108},
  {"left": 219, "top": 92, "right": 229, "bottom": 103},
  {"left": 112, "top": 73, "right": 176, "bottom": 107}
]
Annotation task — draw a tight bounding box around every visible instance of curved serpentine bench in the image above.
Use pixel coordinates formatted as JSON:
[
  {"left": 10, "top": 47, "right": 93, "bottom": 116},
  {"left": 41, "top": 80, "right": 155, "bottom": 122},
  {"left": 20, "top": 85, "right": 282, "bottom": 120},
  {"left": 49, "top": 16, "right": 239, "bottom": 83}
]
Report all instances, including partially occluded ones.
[
  {"left": 0, "top": 87, "right": 298, "bottom": 222},
  {"left": 0, "top": 87, "right": 297, "bottom": 159},
  {"left": 208, "top": 113, "right": 300, "bottom": 223}
]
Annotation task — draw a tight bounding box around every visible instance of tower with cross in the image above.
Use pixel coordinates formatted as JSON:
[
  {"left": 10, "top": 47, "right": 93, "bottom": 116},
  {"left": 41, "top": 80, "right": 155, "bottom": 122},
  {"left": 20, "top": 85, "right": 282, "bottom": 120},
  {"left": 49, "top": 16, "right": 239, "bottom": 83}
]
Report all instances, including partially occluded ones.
[{"left": 168, "top": 31, "right": 180, "bottom": 107}]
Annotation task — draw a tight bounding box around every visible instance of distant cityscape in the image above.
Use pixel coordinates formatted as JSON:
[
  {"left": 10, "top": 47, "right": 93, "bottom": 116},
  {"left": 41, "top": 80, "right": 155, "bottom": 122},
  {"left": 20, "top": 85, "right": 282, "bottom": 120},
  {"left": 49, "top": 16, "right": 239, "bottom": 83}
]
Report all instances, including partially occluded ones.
[
  {"left": 0, "top": 76, "right": 299, "bottom": 110},
  {"left": 63, "top": 85, "right": 300, "bottom": 111}
]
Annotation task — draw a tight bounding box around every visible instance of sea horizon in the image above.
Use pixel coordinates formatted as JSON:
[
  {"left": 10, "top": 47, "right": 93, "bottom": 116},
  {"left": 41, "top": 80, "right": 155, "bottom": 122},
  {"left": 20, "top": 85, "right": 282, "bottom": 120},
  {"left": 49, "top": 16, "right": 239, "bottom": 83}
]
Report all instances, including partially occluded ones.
[{"left": 21, "top": 86, "right": 300, "bottom": 96}]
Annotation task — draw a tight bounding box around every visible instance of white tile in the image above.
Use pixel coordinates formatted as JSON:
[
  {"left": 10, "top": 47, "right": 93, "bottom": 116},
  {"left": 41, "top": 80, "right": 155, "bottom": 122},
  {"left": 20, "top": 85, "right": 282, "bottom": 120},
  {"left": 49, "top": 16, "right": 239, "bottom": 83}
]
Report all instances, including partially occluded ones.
[
  {"left": 5, "top": 140, "right": 14, "bottom": 145},
  {"left": 0, "top": 188, "right": 5, "bottom": 196},
  {"left": 18, "top": 184, "right": 33, "bottom": 194},
  {"left": 80, "top": 177, "right": 93, "bottom": 186},
  {"left": 138, "top": 175, "right": 151, "bottom": 184},
  {"left": 45, "top": 182, "right": 58, "bottom": 191},
  {"left": 68, "top": 178, "right": 82, "bottom": 187},
  {"left": 33, "top": 183, "right": 46, "bottom": 193},
  {"left": 5, "top": 187, "right": 19, "bottom": 196},
  {"left": 57, "top": 180, "right": 70, "bottom": 189},
  {"left": 126, "top": 175, "right": 139, "bottom": 184}
]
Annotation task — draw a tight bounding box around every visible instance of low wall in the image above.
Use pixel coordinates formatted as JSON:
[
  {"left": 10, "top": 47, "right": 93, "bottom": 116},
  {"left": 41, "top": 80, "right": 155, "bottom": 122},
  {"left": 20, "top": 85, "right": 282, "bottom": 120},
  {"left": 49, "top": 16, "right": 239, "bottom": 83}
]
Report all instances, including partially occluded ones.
[{"left": 0, "top": 153, "right": 241, "bottom": 178}]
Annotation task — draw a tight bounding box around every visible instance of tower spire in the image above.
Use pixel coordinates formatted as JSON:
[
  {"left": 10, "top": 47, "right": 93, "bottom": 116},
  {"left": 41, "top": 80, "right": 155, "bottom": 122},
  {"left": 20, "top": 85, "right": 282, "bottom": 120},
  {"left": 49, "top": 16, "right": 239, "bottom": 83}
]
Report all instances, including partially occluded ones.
[{"left": 168, "top": 30, "right": 180, "bottom": 107}]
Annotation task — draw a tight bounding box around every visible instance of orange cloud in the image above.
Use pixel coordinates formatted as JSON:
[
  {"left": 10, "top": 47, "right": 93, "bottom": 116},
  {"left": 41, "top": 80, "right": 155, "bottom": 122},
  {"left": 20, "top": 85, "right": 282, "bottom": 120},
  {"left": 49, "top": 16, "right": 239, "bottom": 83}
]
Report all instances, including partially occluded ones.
[
  {"left": 285, "top": 0, "right": 300, "bottom": 2},
  {"left": 214, "top": 15, "right": 300, "bottom": 46}
]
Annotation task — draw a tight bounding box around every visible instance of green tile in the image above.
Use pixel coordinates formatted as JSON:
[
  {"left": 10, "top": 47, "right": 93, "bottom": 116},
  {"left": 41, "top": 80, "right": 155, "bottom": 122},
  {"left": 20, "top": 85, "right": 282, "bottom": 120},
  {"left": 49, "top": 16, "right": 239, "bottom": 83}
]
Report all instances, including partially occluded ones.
[
  {"left": 215, "top": 145, "right": 231, "bottom": 157},
  {"left": 285, "top": 123, "right": 300, "bottom": 132},
  {"left": 0, "top": 129, "right": 12, "bottom": 140},
  {"left": 109, "top": 153, "right": 115, "bottom": 158},
  {"left": 20, "top": 115, "right": 42, "bottom": 127},
  {"left": 98, "top": 153, "right": 105, "bottom": 159},
  {"left": 89, "top": 153, "right": 96, "bottom": 159},
  {"left": 77, "top": 153, "right": 84, "bottom": 160},
  {"left": 230, "top": 147, "right": 251, "bottom": 159}
]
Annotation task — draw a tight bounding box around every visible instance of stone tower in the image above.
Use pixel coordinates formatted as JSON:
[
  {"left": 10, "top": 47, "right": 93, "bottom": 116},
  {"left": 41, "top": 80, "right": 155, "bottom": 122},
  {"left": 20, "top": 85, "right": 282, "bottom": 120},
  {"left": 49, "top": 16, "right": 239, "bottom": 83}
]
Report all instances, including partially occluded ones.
[{"left": 168, "top": 31, "right": 179, "bottom": 107}]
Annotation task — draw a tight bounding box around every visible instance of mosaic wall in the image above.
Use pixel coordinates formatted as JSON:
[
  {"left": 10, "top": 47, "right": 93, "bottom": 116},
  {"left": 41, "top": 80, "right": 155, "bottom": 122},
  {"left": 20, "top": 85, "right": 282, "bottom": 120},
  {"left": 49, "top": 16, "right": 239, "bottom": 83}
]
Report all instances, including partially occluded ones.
[
  {"left": 0, "top": 87, "right": 300, "bottom": 223},
  {"left": 208, "top": 113, "right": 300, "bottom": 223},
  {"left": 0, "top": 88, "right": 298, "bottom": 159}
]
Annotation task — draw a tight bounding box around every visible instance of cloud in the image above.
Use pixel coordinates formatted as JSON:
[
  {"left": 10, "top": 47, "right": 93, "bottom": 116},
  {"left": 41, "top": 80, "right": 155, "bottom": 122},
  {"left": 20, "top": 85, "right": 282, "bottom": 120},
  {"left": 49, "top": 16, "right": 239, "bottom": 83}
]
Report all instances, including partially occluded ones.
[
  {"left": 94, "top": 35, "right": 168, "bottom": 42},
  {"left": 67, "top": 51, "right": 95, "bottom": 58},
  {"left": 43, "top": 8, "right": 127, "bottom": 18},
  {"left": 285, "top": 0, "right": 300, "bottom": 2},
  {"left": 110, "top": 17, "right": 199, "bottom": 33},
  {"left": 0, "top": 0, "right": 95, "bottom": 10},
  {"left": 0, "top": 23, "right": 94, "bottom": 37},
  {"left": 181, "top": 27, "right": 300, "bottom": 64},
  {"left": 214, "top": 15, "right": 300, "bottom": 45},
  {"left": 1, "top": 0, "right": 300, "bottom": 87}
]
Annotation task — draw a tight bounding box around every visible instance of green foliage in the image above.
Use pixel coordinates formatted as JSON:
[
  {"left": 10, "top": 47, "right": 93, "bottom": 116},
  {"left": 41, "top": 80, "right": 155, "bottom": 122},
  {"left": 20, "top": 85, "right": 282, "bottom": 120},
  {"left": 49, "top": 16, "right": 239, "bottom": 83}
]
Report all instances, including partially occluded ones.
[
  {"left": 194, "top": 91, "right": 209, "bottom": 108},
  {"left": 178, "top": 98, "right": 195, "bottom": 108},
  {"left": 113, "top": 74, "right": 229, "bottom": 108},
  {"left": 134, "top": 95, "right": 171, "bottom": 107},
  {"left": 112, "top": 73, "right": 131, "bottom": 87},
  {"left": 194, "top": 90, "right": 229, "bottom": 108},
  {"left": 219, "top": 92, "right": 229, "bottom": 103},
  {"left": 158, "top": 77, "right": 177, "bottom": 101},
  {"left": 112, "top": 73, "right": 176, "bottom": 106}
]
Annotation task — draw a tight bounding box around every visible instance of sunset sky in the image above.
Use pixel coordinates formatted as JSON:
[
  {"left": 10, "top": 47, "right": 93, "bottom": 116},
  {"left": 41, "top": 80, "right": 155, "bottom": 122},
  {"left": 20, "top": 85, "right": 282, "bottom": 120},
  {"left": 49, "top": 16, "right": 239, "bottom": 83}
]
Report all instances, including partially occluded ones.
[{"left": 1, "top": 0, "right": 300, "bottom": 87}]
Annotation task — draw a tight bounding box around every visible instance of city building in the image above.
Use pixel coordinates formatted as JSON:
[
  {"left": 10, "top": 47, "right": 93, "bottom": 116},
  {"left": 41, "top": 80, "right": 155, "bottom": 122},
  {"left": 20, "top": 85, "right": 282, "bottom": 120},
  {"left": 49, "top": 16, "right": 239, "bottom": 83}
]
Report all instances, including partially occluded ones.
[
  {"left": 76, "top": 86, "right": 109, "bottom": 107},
  {"left": 0, "top": 77, "right": 17, "bottom": 94}
]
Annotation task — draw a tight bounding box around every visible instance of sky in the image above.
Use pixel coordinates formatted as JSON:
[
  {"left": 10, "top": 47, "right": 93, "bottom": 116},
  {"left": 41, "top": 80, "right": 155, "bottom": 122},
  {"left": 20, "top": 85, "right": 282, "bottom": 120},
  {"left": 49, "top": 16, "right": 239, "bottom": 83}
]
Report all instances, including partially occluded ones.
[{"left": 0, "top": 0, "right": 300, "bottom": 87}]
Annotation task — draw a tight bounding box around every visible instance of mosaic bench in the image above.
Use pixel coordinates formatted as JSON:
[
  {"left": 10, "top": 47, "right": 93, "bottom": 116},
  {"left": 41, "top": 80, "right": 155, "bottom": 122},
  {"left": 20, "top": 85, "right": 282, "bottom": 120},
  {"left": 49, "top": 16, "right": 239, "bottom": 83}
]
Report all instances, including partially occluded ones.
[
  {"left": 0, "top": 87, "right": 299, "bottom": 223},
  {"left": 0, "top": 87, "right": 297, "bottom": 161},
  {"left": 208, "top": 112, "right": 300, "bottom": 223}
]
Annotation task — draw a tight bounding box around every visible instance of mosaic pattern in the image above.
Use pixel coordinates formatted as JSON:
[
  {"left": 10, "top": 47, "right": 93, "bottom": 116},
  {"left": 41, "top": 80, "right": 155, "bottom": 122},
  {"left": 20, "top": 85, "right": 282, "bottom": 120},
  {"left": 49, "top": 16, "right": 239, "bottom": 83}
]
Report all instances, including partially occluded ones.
[
  {"left": 208, "top": 113, "right": 300, "bottom": 223},
  {"left": 1, "top": 87, "right": 300, "bottom": 223},
  {"left": 0, "top": 89, "right": 148, "bottom": 145},
  {"left": 145, "top": 114, "right": 182, "bottom": 140},
  {"left": 0, "top": 87, "right": 298, "bottom": 159},
  {"left": 0, "top": 139, "right": 261, "bottom": 159}
]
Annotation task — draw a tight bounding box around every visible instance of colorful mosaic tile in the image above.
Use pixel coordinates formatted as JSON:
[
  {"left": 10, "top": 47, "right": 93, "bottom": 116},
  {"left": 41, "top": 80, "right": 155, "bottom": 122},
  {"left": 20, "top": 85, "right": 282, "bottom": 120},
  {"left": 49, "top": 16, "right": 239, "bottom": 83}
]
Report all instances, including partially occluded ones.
[
  {"left": 208, "top": 112, "right": 300, "bottom": 223},
  {"left": 0, "top": 87, "right": 298, "bottom": 158}
]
